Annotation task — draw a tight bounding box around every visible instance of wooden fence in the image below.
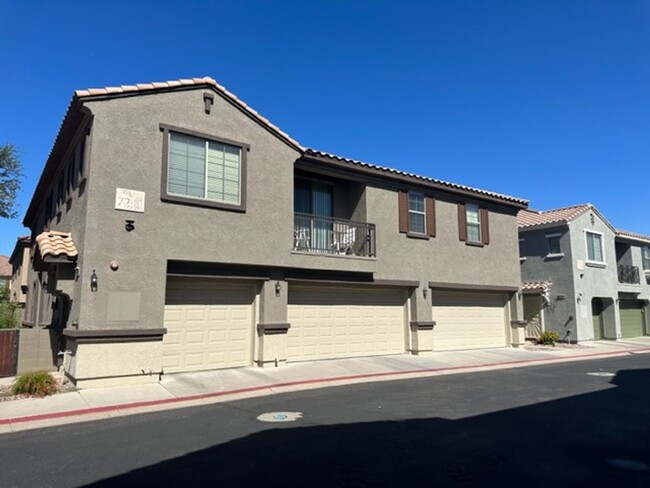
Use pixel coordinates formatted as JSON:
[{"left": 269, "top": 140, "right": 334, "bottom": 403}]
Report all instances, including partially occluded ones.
[{"left": 0, "top": 329, "right": 19, "bottom": 377}]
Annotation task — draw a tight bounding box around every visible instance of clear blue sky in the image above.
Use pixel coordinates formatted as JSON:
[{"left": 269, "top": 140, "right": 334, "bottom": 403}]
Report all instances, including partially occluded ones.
[{"left": 1, "top": 1, "right": 649, "bottom": 256}]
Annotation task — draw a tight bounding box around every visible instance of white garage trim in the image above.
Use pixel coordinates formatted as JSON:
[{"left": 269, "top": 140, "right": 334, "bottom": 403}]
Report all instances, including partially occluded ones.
[
  {"left": 163, "top": 277, "right": 257, "bottom": 373},
  {"left": 287, "top": 284, "right": 408, "bottom": 362},
  {"left": 432, "top": 291, "right": 509, "bottom": 351}
]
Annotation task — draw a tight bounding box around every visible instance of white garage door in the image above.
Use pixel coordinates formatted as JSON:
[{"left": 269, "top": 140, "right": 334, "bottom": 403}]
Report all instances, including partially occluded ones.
[
  {"left": 163, "top": 278, "right": 255, "bottom": 373},
  {"left": 432, "top": 292, "right": 508, "bottom": 351},
  {"left": 287, "top": 285, "right": 406, "bottom": 361}
]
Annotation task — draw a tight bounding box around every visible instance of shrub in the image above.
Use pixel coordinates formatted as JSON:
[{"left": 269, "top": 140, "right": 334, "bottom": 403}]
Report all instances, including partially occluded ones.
[
  {"left": 539, "top": 330, "right": 560, "bottom": 346},
  {"left": 12, "top": 371, "right": 57, "bottom": 397},
  {"left": 0, "top": 286, "right": 19, "bottom": 329}
]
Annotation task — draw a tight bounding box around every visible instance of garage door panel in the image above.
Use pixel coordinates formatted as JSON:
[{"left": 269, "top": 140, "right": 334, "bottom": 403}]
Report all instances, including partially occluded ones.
[
  {"left": 432, "top": 292, "right": 507, "bottom": 351},
  {"left": 619, "top": 300, "right": 646, "bottom": 338},
  {"left": 287, "top": 286, "right": 406, "bottom": 361},
  {"left": 163, "top": 278, "right": 254, "bottom": 373}
]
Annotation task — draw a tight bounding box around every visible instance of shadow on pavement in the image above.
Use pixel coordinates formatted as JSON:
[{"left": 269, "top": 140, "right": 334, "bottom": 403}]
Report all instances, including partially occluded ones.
[{"left": 87, "top": 369, "right": 650, "bottom": 487}]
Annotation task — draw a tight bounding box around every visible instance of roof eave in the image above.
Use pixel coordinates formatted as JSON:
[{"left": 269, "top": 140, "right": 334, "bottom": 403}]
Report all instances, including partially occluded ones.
[{"left": 301, "top": 152, "right": 528, "bottom": 209}]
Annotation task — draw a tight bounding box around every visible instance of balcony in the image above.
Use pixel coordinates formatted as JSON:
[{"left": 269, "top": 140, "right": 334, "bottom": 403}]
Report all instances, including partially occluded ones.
[
  {"left": 293, "top": 213, "right": 376, "bottom": 257},
  {"left": 618, "top": 264, "right": 640, "bottom": 285}
]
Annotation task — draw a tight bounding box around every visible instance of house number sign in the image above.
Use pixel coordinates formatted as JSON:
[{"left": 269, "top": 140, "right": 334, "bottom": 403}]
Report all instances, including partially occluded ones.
[{"left": 115, "top": 188, "right": 145, "bottom": 213}]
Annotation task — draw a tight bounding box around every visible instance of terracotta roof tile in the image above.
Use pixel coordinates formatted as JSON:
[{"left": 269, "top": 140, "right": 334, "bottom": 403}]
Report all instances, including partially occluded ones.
[
  {"left": 517, "top": 204, "right": 592, "bottom": 228},
  {"left": 35, "top": 231, "right": 78, "bottom": 261},
  {"left": 71, "top": 77, "right": 303, "bottom": 152},
  {"left": 0, "top": 255, "right": 10, "bottom": 277},
  {"left": 305, "top": 149, "right": 528, "bottom": 206},
  {"left": 616, "top": 229, "right": 650, "bottom": 244},
  {"left": 521, "top": 280, "right": 552, "bottom": 292}
]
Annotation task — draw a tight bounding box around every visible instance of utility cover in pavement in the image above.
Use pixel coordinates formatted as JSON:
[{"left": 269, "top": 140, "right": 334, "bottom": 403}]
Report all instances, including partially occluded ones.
[{"left": 257, "top": 412, "right": 303, "bottom": 423}]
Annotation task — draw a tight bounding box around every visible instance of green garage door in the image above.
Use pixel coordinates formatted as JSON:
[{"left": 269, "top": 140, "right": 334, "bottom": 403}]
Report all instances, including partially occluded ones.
[{"left": 619, "top": 300, "right": 646, "bottom": 338}]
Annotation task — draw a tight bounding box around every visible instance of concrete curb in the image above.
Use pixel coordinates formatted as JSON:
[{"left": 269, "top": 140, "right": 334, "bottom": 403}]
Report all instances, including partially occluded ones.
[{"left": 2, "top": 346, "right": 649, "bottom": 431}]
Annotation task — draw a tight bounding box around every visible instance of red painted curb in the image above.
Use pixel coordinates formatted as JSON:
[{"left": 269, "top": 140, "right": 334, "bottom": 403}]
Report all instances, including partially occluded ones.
[{"left": 2, "top": 346, "right": 649, "bottom": 427}]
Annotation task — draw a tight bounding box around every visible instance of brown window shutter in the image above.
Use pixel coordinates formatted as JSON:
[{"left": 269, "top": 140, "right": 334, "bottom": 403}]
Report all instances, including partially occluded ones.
[
  {"left": 426, "top": 196, "right": 436, "bottom": 237},
  {"left": 457, "top": 202, "right": 467, "bottom": 241},
  {"left": 480, "top": 207, "right": 490, "bottom": 245},
  {"left": 398, "top": 191, "right": 408, "bottom": 233}
]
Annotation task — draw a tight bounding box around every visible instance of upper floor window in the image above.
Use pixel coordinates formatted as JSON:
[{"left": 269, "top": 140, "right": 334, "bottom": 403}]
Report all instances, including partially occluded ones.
[
  {"left": 458, "top": 202, "right": 490, "bottom": 245},
  {"left": 466, "top": 203, "right": 481, "bottom": 242},
  {"left": 546, "top": 233, "right": 562, "bottom": 256},
  {"left": 585, "top": 231, "right": 604, "bottom": 263},
  {"left": 398, "top": 190, "right": 435, "bottom": 238},
  {"left": 642, "top": 246, "right": 650, "bottom": 271},
  {"left": 408, "top": 192, "right": 426, "bottom": 234},
  {"left": 161, "top": 124, "right": 248, "bottom": 211}
]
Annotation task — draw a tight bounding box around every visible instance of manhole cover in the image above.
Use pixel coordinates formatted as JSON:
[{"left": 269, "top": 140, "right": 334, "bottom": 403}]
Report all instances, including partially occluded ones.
[
  {"left": 257, "top": 412, "right": 303, "bottom": 423},
  {"left": 587, "top": 372, "right": 616, "bottom": 377}
]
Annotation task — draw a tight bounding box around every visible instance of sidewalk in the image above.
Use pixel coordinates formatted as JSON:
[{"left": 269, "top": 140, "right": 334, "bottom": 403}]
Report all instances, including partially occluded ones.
[{"left": 2, "top": 338, "right": 649, "bottom": 434}]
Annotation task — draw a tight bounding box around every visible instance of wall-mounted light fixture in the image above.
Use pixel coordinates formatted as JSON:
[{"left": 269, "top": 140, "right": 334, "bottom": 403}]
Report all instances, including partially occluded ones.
[
  {"left": 422, "top": 287, "right": 428, "bottom": 298},
  {"left": 90, "top": 269, "right": 98, "bottom": 292},
  {"left": 125, "top": 220, "right": 135, "bottom": 232},
  {"left": 275, "top": 281, "right": 281, "bottom": 297}
]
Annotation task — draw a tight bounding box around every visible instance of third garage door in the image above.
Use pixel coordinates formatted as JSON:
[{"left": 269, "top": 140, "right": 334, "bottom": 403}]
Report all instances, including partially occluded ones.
[
  {"left": 619, "top": 300, "right": 646, "bottom": 338},
  {"left": 287, "top": 285, "right": 407, "bottom": 361},
  {"left": 432, "top": 292, "right": 508, "bottom": 351}
]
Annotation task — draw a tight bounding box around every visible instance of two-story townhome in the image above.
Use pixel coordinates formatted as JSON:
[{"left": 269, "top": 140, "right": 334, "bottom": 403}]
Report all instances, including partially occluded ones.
[
  {"left": 22, "top": 77, "right": 528, "bottom": 387},
  {"left": 518, "top": 204, "right": 649, "bottom": 342}
]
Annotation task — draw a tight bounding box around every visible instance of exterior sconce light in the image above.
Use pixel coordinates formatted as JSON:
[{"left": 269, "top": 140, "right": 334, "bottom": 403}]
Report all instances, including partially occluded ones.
[
  {"left": 422, "top": 287, "right": 428, "bottom": 298},
  {"left": 275, "top": 281, "right": 281, "bottom": 297},
  {"left": 125, "top": 220, "right": 135, "bottom": 232},
  {"left": 90, "top": 269, "right": 98, "bottom": 292}
]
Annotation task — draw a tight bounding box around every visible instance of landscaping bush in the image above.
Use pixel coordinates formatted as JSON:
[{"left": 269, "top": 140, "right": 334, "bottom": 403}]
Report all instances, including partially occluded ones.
[
  {"left": 539, "top": 330, "right": 560, "bottom": 346},
  {"left": 0, "top": 286, "right": 19, "bottom": 329},
  {"left": 12, "top": 370, "right": 57, "bottom": 397}
]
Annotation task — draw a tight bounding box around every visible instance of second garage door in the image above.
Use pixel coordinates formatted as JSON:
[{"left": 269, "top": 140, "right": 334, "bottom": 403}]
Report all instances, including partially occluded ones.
[
  {"left": 163, "top": 278, "right": 256, "bottom": 373},
  {"left": 432, "top": 292, "right": 508, "bottom": 351},
  {"left": 619, "top": 300, "right": 646, "bottom": 338},
  {"left": 287, "top": 285, "right": 407, "bottom": 361}
]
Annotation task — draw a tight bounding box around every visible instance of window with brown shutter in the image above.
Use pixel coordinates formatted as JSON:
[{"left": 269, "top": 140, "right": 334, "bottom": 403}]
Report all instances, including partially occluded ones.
[
  {"left": 398, "top": 190, "right": 409, "bottom": 233},
  {"left": 480, "top": 207, "right": 490, "bottom": 245},
  {"left": 457, "top": 202, "right": 467, "bottom": 241},
  {"left": 426, "top": 196, "right": 436, "bottom": 237},
  {"left": 400, "top": 191, "right": 437, "bottom": 238}
]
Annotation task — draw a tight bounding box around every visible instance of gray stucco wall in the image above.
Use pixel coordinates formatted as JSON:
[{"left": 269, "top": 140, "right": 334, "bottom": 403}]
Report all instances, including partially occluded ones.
[
  {"left": 519, "top": 225, "right": 577, "bottom": 340},
  {"left": 35, "top": 86, "right": 524, "bottom": 333},
  {"left": 24, "top": 120, "right": 92, "bottom": 330}
]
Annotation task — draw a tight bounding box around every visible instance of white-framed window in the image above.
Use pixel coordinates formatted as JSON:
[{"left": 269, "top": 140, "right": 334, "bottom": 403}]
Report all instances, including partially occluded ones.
[
  {"left": 546, "top": 233, "right": 562, "bottom": 256},
  {"left": 466, "top": 203, "right": 481, "bottom": 242},
  {"left": 408, "top": 192, "right": 426, "bottom": 234},
  {"left": 642, "top": 246, "right": 650, "bottom": 271},
  {"left": 585, "top": 230, "right": 605, "bottom": 263}
]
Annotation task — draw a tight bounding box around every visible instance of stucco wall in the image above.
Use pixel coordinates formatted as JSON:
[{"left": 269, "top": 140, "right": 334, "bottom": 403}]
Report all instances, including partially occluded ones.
[
  {"left": 55, "top": 87, "right": 524, "bottom": 333},
  {"left": 569, "top": 211, "right": 621, "bottom": 340},
  {"left": 519, "top": 225, "right": 577, "bottom": 340}
]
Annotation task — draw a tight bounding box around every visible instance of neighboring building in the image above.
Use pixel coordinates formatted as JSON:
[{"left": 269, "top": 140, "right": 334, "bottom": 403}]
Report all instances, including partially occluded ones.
[
  {"left": 9, "top": 235, "right": 31, "bottom": 307},
  {"left": 22, "top": 77, "right": 528, "bottom": 387},
  {"left": 518, "top": 204, "right": 649, "bottom": 342},
  {"left": 0, "top": 255, "right": 10, "bottom": 290}
]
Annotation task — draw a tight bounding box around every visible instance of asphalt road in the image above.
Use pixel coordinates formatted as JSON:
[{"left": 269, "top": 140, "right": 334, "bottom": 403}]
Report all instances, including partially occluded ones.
[{"left": 1, "top": 355, "right": 649, "bottom": 487}]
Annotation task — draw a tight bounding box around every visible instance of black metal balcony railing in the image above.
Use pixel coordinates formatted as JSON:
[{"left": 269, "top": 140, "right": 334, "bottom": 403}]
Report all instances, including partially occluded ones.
[
  {"left": 618, "top": 264, "right": 640, "bottom": 285},
  {"left": 293, "top": 212, "right": 376, "bottom": 257}
]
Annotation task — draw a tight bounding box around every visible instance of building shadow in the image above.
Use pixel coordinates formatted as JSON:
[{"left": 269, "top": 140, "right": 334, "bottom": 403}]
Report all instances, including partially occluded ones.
[{"left": 87, "top": 369, "right": 650, "bottom": 488}]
